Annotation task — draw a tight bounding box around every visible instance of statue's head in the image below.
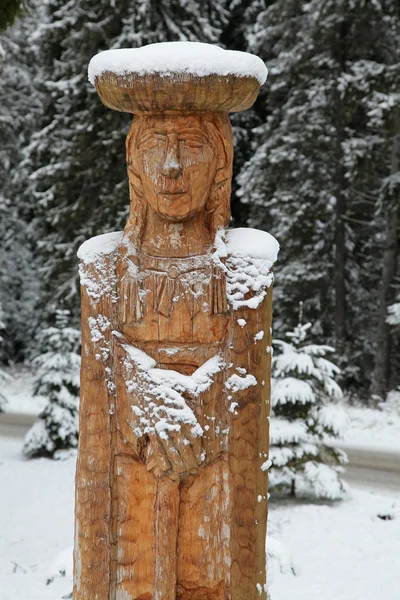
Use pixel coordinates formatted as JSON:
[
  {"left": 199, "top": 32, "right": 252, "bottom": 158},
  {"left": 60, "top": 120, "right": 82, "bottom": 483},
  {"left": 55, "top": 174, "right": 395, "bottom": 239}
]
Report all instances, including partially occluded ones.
[{"left": 125, "top": 112, "right": 233, "bottom": 243}]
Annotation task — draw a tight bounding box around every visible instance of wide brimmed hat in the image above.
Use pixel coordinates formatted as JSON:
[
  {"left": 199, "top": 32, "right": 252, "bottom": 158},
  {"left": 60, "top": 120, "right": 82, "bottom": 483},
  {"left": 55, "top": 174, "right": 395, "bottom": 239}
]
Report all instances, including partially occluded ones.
[{"left": 89, "top": 42, "right": 267, "bottom": 114}]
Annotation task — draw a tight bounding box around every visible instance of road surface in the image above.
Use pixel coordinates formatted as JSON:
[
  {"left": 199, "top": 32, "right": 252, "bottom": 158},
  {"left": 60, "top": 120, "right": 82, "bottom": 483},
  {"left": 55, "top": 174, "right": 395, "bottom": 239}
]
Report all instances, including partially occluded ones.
[
  {"left": 0, "top": 412, "right": 36, "bottom": 438},
  {"left": 341, "top": 444, "right": 400, "bottom": 492},
  {"left": 1, "top": 413, "right": 399, "bottom": 490}
]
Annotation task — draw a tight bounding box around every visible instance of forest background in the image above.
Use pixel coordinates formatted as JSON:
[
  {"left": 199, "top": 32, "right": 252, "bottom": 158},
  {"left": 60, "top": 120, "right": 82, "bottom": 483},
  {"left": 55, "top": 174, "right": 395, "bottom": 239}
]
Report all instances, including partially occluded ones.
[{"left": 0, "top": 0, "right": 399, "bottom": 403}]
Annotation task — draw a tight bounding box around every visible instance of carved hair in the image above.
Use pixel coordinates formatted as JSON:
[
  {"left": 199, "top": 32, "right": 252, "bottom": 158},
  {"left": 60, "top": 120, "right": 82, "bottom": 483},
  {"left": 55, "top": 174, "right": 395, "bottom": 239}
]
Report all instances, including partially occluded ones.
[{"left": 124, "top": 112, "right": 233, "bottom": 246}]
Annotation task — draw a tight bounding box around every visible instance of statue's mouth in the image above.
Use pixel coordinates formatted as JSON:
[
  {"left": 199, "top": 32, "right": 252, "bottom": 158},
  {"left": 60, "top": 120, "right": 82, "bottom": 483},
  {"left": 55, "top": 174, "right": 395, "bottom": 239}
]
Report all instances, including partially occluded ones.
[{"left": 159, "top": 190, "right": 186, "bottom": 197}]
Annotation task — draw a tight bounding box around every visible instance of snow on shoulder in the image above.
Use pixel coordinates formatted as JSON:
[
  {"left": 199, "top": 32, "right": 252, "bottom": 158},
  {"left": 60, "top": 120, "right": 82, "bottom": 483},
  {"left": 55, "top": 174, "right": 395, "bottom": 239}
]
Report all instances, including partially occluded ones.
[
  {"left": 78, "top": 232, "right": 123, "bottom": 303},
  {"left": 214, "top": 228, "right": 279, "bottom": 311},
  {"left": 226, "top": 228, "right": 279, "bottom": 262},
  {"left": 77, "top": 231, "right": 123, "bottom": 265},
  {"left": 88, "top": 42, "right": 267, "bottom": 85}
]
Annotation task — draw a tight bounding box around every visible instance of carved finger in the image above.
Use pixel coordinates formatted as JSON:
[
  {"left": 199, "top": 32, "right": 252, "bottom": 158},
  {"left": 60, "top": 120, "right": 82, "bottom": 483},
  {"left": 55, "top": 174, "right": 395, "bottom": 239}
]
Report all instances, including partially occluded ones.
[
  {"left": 181, "top": 423, "right": 204, "bottom": 466},
  {"left": 158, "top": 435, "right": 187, "bottom": 476},
  {"left": 169, "top": 429, "right": 199, "bottom": 474},
  {"left": 143, "top": 433, "right": 172, "bottom": 476}
]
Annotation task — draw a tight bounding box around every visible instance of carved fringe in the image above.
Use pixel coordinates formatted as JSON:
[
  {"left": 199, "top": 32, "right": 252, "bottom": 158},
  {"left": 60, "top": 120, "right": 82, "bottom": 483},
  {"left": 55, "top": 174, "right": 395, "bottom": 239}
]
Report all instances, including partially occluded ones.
[{"left": 119, "top": 277, "right": 143, "bottom": 322}]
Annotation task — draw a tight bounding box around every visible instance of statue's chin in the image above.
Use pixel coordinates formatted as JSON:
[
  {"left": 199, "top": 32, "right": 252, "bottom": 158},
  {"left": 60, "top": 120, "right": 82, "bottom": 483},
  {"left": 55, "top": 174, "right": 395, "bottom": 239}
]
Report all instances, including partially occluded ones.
[{"left": 156, "top": 194, "right": 199, "bottom": 222}]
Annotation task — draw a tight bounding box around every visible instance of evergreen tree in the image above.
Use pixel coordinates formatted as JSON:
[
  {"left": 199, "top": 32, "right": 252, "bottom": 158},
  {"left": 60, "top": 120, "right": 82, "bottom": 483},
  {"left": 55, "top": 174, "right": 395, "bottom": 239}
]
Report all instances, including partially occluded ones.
[
  {"left": 269, "top": 314, "right": 348, "bottom": 500},
  {"left": 0, "top": 0, "right": 22, "bottom": 31},
  {"left": 0, "top": 303, "right": 10, "bottom": 412},
  {"left": 238, "top": 0, "right": 400, "bottom": 395},
  {"left": 0, "top": 4, "right": 41, "bottom": 361},
  {"left": 23, "top": 309, "right": 81, "bottom": 459},
  {"left": 22, "top": 0, "right": 231, "bottom": 329}
]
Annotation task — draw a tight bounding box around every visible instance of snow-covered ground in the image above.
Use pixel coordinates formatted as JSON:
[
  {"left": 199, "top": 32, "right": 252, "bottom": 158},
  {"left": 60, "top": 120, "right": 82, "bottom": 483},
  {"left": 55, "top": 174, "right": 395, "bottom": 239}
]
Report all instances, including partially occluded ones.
[
  {"left": 1, "top": 366, "right": 46, "bottom": 415},
  {"left": 268, "top": 490, "right": 400, "bottom": 600},
  {"left": 341, "top": 401, "right": 400, "bottom": 453},
  {"left": 1, "top": 435, "right": 400, "bottom": 600},
  {"left": 0, "top": 437, "right": 75, "bottom": 600}
]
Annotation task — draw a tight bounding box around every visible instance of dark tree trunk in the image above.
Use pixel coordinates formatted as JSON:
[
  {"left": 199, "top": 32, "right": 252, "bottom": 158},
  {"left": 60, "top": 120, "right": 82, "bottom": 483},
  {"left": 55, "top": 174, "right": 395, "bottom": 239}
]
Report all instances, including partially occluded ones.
[
  {"left": 371, "top": 124, "right": 400, "bottom": 400},
  {"left": 333, "top": 16, "right": 348, "bottom": 355}
]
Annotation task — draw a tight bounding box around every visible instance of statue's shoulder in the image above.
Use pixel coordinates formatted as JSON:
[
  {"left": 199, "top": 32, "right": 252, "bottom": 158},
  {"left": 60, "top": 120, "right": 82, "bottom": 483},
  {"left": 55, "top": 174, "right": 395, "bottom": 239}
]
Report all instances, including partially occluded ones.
[
  {"left": 78, "top": 231, "right": 124, "bottom": 302},
  {"left": 78, "top": 231, "right": 124, "bottom": 266},
  {"left": 216, "top": 228, "right": 279, "bottom": 311}
]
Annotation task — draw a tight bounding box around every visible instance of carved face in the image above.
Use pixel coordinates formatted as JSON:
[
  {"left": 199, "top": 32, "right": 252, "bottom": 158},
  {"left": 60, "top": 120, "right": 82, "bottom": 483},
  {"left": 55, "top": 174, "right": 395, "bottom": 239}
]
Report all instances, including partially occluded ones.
[{"left": 132, "top": 114, "right": 218, "bottom": 221}]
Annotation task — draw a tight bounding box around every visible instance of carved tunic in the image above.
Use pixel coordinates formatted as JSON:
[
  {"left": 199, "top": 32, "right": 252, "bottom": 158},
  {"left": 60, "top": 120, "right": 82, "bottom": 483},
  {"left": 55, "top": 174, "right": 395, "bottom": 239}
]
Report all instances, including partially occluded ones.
[{"left": 74, "top": 230, "right": 275, "bottom": 600}]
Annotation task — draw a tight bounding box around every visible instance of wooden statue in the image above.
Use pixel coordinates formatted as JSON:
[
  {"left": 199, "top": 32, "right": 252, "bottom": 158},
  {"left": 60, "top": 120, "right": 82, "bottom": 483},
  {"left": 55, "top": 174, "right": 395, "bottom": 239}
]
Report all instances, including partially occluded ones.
[{"left": 74, "top": 43, "right": 278, "bottom": 600}]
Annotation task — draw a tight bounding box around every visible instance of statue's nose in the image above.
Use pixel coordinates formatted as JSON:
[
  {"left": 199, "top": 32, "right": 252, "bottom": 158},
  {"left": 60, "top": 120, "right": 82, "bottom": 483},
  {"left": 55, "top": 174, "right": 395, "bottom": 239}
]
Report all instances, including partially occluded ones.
[{"left": 161, "top": 135, "right": 181, "bottom": 179}]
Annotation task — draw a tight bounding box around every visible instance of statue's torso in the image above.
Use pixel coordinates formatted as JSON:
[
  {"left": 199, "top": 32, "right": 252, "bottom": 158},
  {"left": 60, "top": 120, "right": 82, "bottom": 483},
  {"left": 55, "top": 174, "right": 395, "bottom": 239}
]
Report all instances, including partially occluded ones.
[{"left": 118, "top": 250, "right": 230, "bottom": 374}]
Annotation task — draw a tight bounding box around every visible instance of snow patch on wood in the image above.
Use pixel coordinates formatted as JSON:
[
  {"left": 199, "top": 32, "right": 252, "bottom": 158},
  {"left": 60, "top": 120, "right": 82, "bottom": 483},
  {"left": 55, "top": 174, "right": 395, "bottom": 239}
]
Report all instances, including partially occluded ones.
[
  {"left": 118, "top": 339, "right": 225, "bottom": 440},
  {"left": 213, "top": 227, "right": 279, "bottom": 311}
]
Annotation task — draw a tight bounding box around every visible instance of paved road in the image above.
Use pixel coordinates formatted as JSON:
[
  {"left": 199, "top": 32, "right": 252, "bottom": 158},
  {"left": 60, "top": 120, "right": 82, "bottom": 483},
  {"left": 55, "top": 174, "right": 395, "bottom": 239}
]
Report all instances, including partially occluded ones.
[
  {"left": 341, "top": 444, "right": 400, "bottom": 492},
  {"left": 1, "top": 413, "right": 400, "bottom": 491},
  {"left": 0, "top": 412, "right": 36, "bottom": 438}
]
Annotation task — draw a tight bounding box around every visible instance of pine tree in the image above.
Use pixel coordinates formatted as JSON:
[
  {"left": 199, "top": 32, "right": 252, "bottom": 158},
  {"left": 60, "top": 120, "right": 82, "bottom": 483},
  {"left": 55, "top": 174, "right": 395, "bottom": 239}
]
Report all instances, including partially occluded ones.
[
  {"left": 0, "top": 4, "right": 42, "bottom": 361},
  {"left": 269, "top": 313, "right": 348, "bottom": 500},
  {"left": 23, "top": 309, "right": 81, "bottom": 459},
  {"left": 239, "top": 0, "right": 350, "bottom": 353},
  {"left": 0, "top": 302, "right": 10, "bottom": 412},
  {"left": 22, "top": 0, "right": 231, "bottom": 329},
  {"left": 0, "top": 0, "right": 22, "bottom": 31},
  {"left": 238, "top": 0, "right": 400, "bottom": 395}
]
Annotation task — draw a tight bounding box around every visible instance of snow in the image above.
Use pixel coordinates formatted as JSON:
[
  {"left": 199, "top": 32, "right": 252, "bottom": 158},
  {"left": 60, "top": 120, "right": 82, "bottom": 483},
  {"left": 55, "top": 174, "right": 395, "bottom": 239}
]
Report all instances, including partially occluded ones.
[
  {"left": 341, "top": 402, "right": 400, "bottom": 454},
  {"left": 0, "top": 366, "right": 45, "bottom": 416},
  {"left": 270, "top": 419, "right": 309, "bottom": 445},
  {"left": 226, "top": 227, "right": 279, "bottom": 261},
  {"left": 225, "top": 373, "right": 257, "bottom": 393},
  {"left": 1, "top": 433, "right": 400, "bottom": 600},
  {"left": 88, "top": 42, "right": 268, "bottom": 86},
  {"left": 268, "top": 488, "right": 400, "bottom": 600},
  {"left": 272, "top": 377, "right": 315, "bottom": 405},
  {"left": 0, "top": 437, "right": 75, "bottom": 599},
  {"left": 213, "top": 228, "right": 279, "bottom": 311},
  {"left": 120, "top": 341, "right": 224, "bottom": 440},
  {"left": 78, "top": 232, "right": 122, "bottom": 303},
  {"left": 77, "top": 230, "right": 122, "bottom": 264}
]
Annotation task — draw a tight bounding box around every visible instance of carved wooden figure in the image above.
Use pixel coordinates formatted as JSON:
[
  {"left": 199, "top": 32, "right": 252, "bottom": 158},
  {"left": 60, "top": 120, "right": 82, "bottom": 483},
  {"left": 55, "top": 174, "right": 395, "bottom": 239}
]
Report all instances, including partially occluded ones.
[{"left": 74, "top": 43, "right": 279, "bottom": 600}]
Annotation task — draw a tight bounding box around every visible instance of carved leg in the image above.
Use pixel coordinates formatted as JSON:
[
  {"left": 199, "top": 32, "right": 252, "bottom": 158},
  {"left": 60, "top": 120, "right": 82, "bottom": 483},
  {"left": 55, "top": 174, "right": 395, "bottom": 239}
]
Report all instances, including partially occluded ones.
[
  {"left": 177, "top": 459, "right": 230, "bottom": 600},
  {"left": 114, "top": 457, "right": 156, "bottom": 600},
  {"left": 113, "top": 457, "right": 180, "bottom": 600},
  {"left": 154, "top": 477, "right": 180, "bottom": 600}
]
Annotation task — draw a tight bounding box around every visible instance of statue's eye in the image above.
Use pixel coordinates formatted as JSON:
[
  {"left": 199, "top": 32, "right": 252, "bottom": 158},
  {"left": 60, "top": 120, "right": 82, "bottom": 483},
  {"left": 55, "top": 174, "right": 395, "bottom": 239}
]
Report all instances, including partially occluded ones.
[
  {"left": 180, "top": 138, "right": 206, "bottom": 149},
  {"left": 137, "top": 133, "right": 167, "bottom": 150}
]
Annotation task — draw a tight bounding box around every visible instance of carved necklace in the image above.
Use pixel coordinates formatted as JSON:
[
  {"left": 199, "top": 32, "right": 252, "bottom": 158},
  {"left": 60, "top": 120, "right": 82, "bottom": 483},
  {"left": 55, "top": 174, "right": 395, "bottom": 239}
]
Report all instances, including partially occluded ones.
[{"left": 119, "top": 251, "right": 227, "bottom": 323}]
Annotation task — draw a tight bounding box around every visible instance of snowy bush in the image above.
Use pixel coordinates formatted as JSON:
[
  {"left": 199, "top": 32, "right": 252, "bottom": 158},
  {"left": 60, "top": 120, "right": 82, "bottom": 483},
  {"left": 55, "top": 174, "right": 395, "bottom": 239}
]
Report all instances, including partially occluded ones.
[
  {"left": 270, "top": 321, "right": 348, "bottom": 500},
  {"left": 23, "top": 310, "right": 80, "bottom": 459}
]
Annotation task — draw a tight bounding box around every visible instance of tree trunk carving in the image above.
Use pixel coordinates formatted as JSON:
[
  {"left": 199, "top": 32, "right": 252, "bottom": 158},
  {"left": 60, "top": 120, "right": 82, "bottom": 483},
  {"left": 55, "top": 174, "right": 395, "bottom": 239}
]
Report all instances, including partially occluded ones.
[{"left": 74, "top": 48, "right": 277, "bottom": 600}]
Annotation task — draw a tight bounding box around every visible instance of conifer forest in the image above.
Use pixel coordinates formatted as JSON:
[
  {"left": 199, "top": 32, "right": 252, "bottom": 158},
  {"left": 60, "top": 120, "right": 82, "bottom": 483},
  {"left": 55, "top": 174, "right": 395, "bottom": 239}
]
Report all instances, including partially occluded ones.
[
  {"left": 1, "top": 0, "right": 399, "bottom": 407},
  {"left": 1, "top": 3, "right": 400, "bottom": 599}
]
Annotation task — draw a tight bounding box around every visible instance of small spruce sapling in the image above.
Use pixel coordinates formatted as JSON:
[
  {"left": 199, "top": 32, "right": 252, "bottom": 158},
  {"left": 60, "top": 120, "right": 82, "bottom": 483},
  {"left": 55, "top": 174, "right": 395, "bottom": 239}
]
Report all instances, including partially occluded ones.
[
  {"left": 23, "top": 309, "right": 81, "bottom": 459},
  {"left": 270, "top": 309, "right": 348, "bottom": 500}
]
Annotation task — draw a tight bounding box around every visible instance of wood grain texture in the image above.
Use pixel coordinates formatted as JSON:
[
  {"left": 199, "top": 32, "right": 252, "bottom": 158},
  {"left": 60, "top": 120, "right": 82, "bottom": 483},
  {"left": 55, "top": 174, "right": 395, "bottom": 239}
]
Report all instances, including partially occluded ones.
[
  {"left": 95, "top": 73, "right": 260, "bottom": 114},
  {"left": 74, "top": 70, "right": 272, "bottom": 600}
]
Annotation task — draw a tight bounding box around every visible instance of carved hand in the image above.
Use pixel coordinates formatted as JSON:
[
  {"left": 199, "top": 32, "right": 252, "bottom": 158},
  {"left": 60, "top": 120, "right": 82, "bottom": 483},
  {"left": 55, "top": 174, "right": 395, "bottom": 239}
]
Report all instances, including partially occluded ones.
[{"left": 113, "top": 335, "right": 213, "bottom": 480}]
